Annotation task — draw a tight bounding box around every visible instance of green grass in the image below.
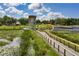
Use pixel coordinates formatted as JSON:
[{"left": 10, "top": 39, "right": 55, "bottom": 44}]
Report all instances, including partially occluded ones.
[
  {"left": 51, "top": 31, "right": 79, "bottom": 44},
  {"left": 0, "top": 30, "right": 23, "bottom": 41},
  {"left": 34, "top": 31, "right": 59, "bottom": 56},
  {"left": 36, "top": 24, "right": 53, "bottom": 30},
  {"left": 0, "top": 42, "right": 8, "bottom": 46},
  {"left": 45, "top": 30, "right": 79, "bottom": 52},
  {"left": 0, "top": 26, "right": 25, "bottom": 41},
  {"left": 20, "top": 30, "right": 59, "bottom": 56},
  {"left": 0, "top": 26, "right": 26, "bottom": 30}
]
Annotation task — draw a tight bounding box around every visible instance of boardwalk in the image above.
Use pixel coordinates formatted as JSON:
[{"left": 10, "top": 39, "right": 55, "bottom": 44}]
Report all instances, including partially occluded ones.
[{"left": 37, "top": 31, "right": 79, "bottom": 56}]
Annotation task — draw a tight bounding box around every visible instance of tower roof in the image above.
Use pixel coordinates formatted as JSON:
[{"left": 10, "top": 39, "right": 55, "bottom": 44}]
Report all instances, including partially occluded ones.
[{"left": 29, "top": 15, "right": 36, "bottom": 20}]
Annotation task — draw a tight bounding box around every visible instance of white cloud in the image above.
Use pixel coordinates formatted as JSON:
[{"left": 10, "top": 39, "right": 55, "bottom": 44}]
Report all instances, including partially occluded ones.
[
  {"left": 3, "top": 3, "right": 23, "bottom": 7},
  {"left": 5, "top": 6, "right": 30, "bottom": 18},
  {"left": 0, "top": 10, "right": 6, "bottom": 17},
  {"left": 0, "top": 6, "right": 3, "bottom": 10},
  {"left": 34, "top": 7, "right": 50, "bottom": 14},
  {"left": 47, "top": 12, "right": 65, "bottom": 18},
  {"left": 37, "top": 12, "right": 66, "bottom": 20},
  {"left": 22, "top": 3, "right": 27, "bottom": 5},
  {"left": 23, "top": 13, "right": 29, "bottom": 18},
  {"left": 5, "top": 7, "right": 23, "bottom": 15},
  {"left": 28, "top": 3, "right": 42, "bottom": 10},
  {"left": 28, "top": 3, "right": 66, "bottom": 20},
  {"left": 7, "top": 14, "right": 11, "bottom": 17},
  {"left": 37, "top": 15, "right": 46, "bottom": 20},
  {"left": 28, "top": 3, "right": 51, "bottom": 16}
]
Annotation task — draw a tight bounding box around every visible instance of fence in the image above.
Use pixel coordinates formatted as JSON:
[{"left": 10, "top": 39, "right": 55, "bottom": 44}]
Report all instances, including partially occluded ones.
[
  {"left": 45, "top": 31, "right": 79, "bottom": 52},
  {"left": 37, "top": 31, "right": 79, "bottom": 56}
]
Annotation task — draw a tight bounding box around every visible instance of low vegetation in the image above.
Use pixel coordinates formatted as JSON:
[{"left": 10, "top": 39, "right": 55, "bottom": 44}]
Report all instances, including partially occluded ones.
[
  {"left": 0, "top": 30, "right": 23, "bottom": 41},
  {"left": 51, "top": 31, "right": 79, "bottom": 44},
  {"left": 45, "top": 30, "right": 79, "bottom": 52},
  {"left": 0, "top": 42, "right": 8, "bottom": 46},
  {"left": 20, "top": 30, "right": 59, "bottom": 56},
  {"left": 0, "top": 26, "right": 26, "bottom": 30},
  {"left": 36, "top": 24, "right": 53, "bottom": 30}
]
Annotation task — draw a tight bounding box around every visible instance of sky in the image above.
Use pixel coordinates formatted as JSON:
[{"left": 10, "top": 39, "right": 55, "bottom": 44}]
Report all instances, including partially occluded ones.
[{"left": 0, "top": 3, "right": 79, "bottom": 20}]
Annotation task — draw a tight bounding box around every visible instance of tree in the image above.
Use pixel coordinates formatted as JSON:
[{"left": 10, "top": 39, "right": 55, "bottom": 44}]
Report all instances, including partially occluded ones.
[
  {"left": 50, "top": 19, "right": 55, "bottom": 25},
  {"left": 36, "top": 20, "right": 41, "bottom": 24},
  {"left": 42, "top": 20, "right": 49, "bottom": 24},
  {"left": 18, "top": 18, "right": 28, "bottom": 25},
  {"left": 55, "top": 18, "right": 66, "bottom": 25},
  {"left": 3, "top": 16, "right": 11, "bottom": 25}
]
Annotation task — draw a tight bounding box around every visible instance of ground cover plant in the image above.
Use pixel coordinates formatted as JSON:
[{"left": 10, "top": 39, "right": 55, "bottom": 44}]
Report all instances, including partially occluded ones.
[
  {"left": 36, "top": 24, "right": 53, "bottom": 30},
  {"left": 0, "top": 42, "right": 8, "bottom": 46},
  {"left": 51, "top": 30, "right": 79, "bottom": 44},
  {"left": 20, "top": 30, "right": 59, "bottom": 56},
  {"left": 0, "top": 30, "right": 23, "bottom": 41},
  {"left": 45, "top": 30, "right": 79, "bottom": 52},
  {"left": 0, "top": 26, "right": 24, "bottom": 56},
  {"left": 0, "top": 26, "right": 26, "bottom": 30}
]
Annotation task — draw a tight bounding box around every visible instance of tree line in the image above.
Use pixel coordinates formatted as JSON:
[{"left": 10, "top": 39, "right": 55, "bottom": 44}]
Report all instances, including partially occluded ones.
[
  {"left": 36, "top": 18, "right": 79, "bottom": 25},
  {"left": 0, "top": 15, "right": 79, "bottom": 26},
  {"left": 0, "top": 16, "right": 28, "bottom": 26}
]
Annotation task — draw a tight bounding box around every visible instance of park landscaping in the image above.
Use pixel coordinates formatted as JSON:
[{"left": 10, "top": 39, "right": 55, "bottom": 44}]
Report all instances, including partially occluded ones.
[
  {"left": 36, "top": 24, "right": 53, "bottom": 30},
  {"left": 51, "top": 30, "right": 79, "bottom": 44},
  {"left": 0, "top": 30, "right": 23, "bottom": 41},
  {"left": 20, "top": 30, "right": 59, "bottom": 56},
  {"left": 45, "top": 30, "right": 79, "bottom": 52},
  {"left": 0, "top": 26, "right": 59, "bottom": 56},
  {"left": 0, "top": 26, "right": 26, "bottom": 30}
]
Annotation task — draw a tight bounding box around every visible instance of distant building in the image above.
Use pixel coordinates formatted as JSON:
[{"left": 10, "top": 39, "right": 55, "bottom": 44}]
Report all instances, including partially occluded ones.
[
  {"left": 16, "top": 21, "right": 20, "bottom": 25},
  {"left": 28, "top": 15, "right": 36, "bottom": 24},
  {"left": 28, "top": 15, "right": 36, "bottom": 29}
]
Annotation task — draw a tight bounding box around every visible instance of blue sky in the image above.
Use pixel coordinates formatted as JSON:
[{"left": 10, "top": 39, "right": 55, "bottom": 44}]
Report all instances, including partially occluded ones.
[{"left": 0, "top": 3, "right": 79, "bottom": 20}]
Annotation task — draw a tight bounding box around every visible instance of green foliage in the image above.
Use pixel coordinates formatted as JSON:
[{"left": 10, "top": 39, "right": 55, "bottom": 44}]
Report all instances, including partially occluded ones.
[
  {"left": 55, "top": 18, "right": 79, "bottom": 25},
  {"left": 20, "top": 30, "right": 33, "bottom": 55},
  {"left": 0, "top": 30, "right": 23, "bottom": 41},
  {"left": 51, "top": 31, "right": 79, "bottom": 44},
  {"left": 33, "top": 32, "right": 59, "bottom": 56},
  {"left": 0, "top": 26, "right": 26, "bottom": 30},
  {"left": 20, "top": 30, "right": 59, "bottom": 56},
  {"left": 36, "top": 24, "right": 53, "bottom": 30},
  {"left": 0, "top": 42, "right": 8, "bottom": 46},
  {"left": 2, "top": 16, "right": 16, "bottom": 25},
  {"left": 0, "top": 15, "right": 29, "bottom": 25},
  {"left": 45, "top": 30, "right": 79, "bottom": 52},
  {"left": 18, "top": 18, "right": 28, "bottom": 25},
  {"left": 36, "top": 20, "right": 41, "bottom": 24}
]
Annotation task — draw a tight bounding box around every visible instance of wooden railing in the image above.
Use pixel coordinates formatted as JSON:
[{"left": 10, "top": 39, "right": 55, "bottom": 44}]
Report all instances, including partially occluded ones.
[{"left": 37, "top": 31, "right": 79, "bottom": 56}]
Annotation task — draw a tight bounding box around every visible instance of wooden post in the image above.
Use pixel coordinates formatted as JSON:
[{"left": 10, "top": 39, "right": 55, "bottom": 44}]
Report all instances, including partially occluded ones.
[
  {"left": 46, "top": 37, "right": 47, "bottom": 40},
  {"left": 47, "top": 38, "right": 49, "bottom": 42},
  {"left": 50, "top": 40, "right": 52, "bottom": 45},
  {"left": 54, "top": 36, "right": 56, "bottom": 40},
  {"left": 54, "top": 36, "right": 55, "bottom": 40},
  {"left": 60, "top": 39, "right": 61, "bottom": 43},
  {"left": 64, "top": 49, "right": 66, "bottom": 56},
  {"left": 46, "top": 36, "right": 47, "bottom": 39},
  {"left": 68, "top": 42, "right": 70, "bottom": 47},
  {"left": 58, "top": 45, "right": 60, "bottom": 52},
  {"left": 74, "top": 45, "right": 76, "bottom": 51},
  {"left": 53, "top": 42, "right": 55, "bottom": 48},
  {"left": 64, "top": 40, "right": 65, "bottom": 45}
]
